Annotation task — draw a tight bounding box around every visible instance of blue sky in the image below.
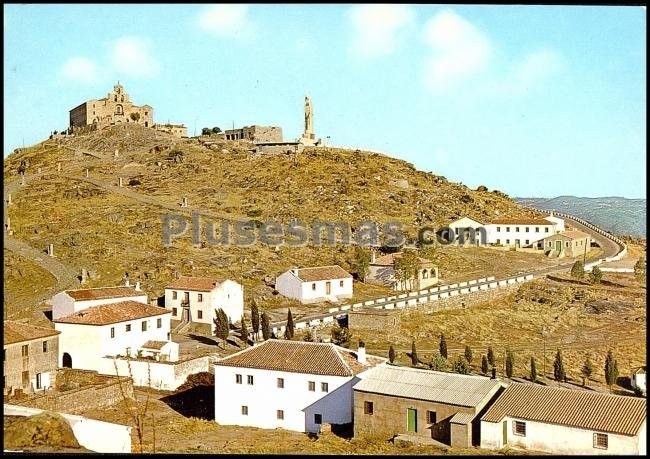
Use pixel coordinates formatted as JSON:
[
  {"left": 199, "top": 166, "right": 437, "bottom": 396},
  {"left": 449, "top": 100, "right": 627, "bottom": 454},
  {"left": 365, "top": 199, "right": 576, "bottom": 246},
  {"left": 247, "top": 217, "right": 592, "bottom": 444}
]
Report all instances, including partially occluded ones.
[{"left": 4, "top": 5, "right": 646, "bottom": 198}]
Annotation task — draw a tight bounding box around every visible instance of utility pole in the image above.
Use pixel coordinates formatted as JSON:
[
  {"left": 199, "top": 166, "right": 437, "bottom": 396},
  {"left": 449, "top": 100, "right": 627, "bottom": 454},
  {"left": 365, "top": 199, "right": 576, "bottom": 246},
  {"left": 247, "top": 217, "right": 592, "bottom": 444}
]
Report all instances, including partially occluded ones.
[
  {"left": 542, "top": 326, "right": 546, "bottom": 379},
  {"left": 583, "top": 236, "right": 588, "bottom": 265}
]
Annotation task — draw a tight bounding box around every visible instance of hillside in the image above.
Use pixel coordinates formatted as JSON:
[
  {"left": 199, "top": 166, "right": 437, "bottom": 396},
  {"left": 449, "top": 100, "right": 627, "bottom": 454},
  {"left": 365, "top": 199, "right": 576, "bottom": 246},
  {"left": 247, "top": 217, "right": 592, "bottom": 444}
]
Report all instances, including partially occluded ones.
[
  {"left": 4, "top": 124, "right": 547, "bottom": 319},
  {"left": 517, "top": 196, "right": 646, "bottom": 238}
]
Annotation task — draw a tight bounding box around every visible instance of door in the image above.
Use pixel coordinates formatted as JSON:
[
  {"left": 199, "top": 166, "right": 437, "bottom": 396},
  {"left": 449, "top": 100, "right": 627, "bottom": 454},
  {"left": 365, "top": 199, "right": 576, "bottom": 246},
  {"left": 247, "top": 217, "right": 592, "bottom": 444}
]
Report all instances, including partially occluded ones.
[
  {"left": 407, "top": 408, "right": 417, "bottom": 433},
  {"left": 62, "top": 352, "right": 72, "bottom": 368},
  {"left": 325, "top": 282, "right": 331, "bottom": 295},
  {"left": 183, "top": 291, "right": 190, "bottom": 303},
  {"left": 555, "top": 240, "right": 562, "bottom": 253},
  {"left": 502, "top": 420, "right": 508, "bottom": 446}
]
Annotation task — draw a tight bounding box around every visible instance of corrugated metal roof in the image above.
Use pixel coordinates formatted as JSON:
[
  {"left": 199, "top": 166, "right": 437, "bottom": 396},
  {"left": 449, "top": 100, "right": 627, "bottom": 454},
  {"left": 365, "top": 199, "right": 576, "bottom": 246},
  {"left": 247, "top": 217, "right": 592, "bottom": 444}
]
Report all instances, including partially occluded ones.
[
  {"left": 449, "top": 412, "right": 475, "bottom": 424},
  {"left": 353, "top": 365, "right": 501, "bottom": 408},
  {"left": 481, "top": 383, "right": 647, "bottom": 436}
]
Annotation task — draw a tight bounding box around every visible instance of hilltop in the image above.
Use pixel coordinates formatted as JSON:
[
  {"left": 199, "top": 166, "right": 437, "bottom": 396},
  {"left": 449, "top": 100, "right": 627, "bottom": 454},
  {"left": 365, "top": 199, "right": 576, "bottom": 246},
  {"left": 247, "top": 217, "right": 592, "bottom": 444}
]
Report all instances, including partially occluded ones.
[
  {"left": 4, "top": 124, "right": 547, "bottom": 319},
  {"left": 517, "top": 195, "right": 646, "bottom": 238}
]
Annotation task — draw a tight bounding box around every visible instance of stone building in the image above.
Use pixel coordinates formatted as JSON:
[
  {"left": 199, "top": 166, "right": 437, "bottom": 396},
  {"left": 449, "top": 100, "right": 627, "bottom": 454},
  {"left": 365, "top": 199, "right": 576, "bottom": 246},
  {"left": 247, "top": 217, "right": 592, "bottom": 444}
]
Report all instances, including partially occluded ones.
[
  {"left": 354, "top": 365, "right": 502, "bottom": 447},
  {"left": 224, "top": 125, "right": 283, "bottom": 143},
  {"left": 366, "top": 252, "right": 439, "bottom": 291},
  {"left": 4, "top": 321, "right": 61, "bottom": 396},
  {"left": 69, "top": 83, "right": 153, "bottom": 132},
  {"left": 542, "top": 230, "right": 591, "bottom": 258},
  {"left": 153, "top": 123, "right": 188, "bottom": 138}
]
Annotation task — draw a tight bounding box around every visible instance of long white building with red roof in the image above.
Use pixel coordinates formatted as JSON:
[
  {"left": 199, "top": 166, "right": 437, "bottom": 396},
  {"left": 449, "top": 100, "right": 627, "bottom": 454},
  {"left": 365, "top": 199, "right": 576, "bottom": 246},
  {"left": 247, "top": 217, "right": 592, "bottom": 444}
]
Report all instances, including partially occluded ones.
[{"left": 275, "top": 265, "right": 353, "bottom": 304}]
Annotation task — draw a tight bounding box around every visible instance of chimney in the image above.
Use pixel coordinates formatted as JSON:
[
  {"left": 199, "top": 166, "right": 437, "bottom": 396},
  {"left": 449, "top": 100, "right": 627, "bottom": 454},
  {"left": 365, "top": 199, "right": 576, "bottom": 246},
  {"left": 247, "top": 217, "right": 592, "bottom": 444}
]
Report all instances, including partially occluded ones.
[
  {"left": 357, "top": 340, "right": 366, "bottom": 364},
  {"left": 135, "top": 281, "right": 141, "bottom": 291}
]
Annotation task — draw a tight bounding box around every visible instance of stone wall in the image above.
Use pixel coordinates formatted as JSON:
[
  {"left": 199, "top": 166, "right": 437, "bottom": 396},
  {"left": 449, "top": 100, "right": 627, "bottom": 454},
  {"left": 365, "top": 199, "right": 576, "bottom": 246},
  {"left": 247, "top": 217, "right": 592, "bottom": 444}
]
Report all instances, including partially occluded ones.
[
  {"left": 419, "top": 284, "right": 519, "bottom": 313},
  {"left": 254, "top": 143, "right": 304, "bottom": 155},
  {"left": 10, "top": 368, "right": 133, "bottom": 414},
  {"left": 349, "top": 310, "right": 400, "bottom": 331},
  {"left": 224, "top": 125, "right": 283, "bottom": 143}
]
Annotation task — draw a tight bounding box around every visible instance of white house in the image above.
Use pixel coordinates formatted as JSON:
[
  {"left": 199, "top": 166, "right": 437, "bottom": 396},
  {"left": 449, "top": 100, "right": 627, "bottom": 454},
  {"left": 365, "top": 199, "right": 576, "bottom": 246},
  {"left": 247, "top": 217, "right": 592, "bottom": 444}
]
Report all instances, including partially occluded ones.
[
  {"left": 448, "top": 214, "right": 563, "bottom": 249},
  {"left": 366, "top": 252, "right": 439, "bottom": 291},
  {"left": 275, "top": 265, "right": 353, "bottom": 304},
  {"left": 480, "top": 383, "right": 647, "bottom": 455},
  {"left": 53, "top": 300, "right": 175, "bottom": 371},
  {"left": 213, "top": 339, "right": 385, "bottom": 434},
  {"left": 632, "top": 367, "right": 646, "bottom": 396},
  {"left": 50, "top": 285, "right": 148, "bottom": 320},
  {"left": 164, "top": 276, "right": 244, "bottom": 328}
]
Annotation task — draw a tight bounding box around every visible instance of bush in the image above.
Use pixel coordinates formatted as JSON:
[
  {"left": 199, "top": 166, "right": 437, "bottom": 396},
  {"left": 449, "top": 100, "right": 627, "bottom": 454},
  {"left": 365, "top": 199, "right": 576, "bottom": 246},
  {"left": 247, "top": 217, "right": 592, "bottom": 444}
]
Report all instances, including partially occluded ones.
[
  {"left": 589, "top": 266, "right": 602, "bottom": 284},
  {"left": 451, "top": 355, "right": 470, "bottom": 374},
  {"left": 202, "top": 127, "right": 211, "bottom": 136},
  {"left": 476, "top": 185, "right": 488, "bottom": 192},
  {"left": 571, "top": 261, "right": 585, "bottom": 279},
  {"left": 429, "top": 353, "right": 448, "bottom": 371}
]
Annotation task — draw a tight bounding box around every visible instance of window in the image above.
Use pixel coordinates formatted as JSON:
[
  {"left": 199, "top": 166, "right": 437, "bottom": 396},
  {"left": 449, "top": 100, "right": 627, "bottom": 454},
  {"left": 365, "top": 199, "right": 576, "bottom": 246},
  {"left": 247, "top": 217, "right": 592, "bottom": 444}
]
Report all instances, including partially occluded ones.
[
  {"left": 110, "top": 327, "right": 115, "bottom": 338},
  {"left": 198, "top": 294, "right": 203, "bottom": 302},
  {"left": 566, "top": 242, "right": 570, "bottom": 248},
  {"left": 515, "top": 227, "right": 520, "bottom": 232},
  {"left": 427, "top": 411, "right": 437, "bottom": 424},
  {"left": 312, "top": 283, "right": 316, "bottom": 291},
  {"left": 126, "top": 324, "right": 131, "bottom": 332},
  {"left": 525, "top": 240, "right": 530, "bottom": 245},
  {"left": 545, "top": 227, "right": 549, "bottom": 233},
  {"left": 247, "top": 375, "right": 254, "bottom": 385},
  {"left": 21, "top": 344, "right": 29, "bottom": 357},
  {"left": 506, "top": 227, "right": 510, "bottom": 232},
  {"left": 422, "top": 270, "right": 429, "bottom": 279},
  {"left": 142, "top": 321, "right": 147, "bottom": 332},
  {"left": 277, "top": 410, "right": 284, "bottom": 420},
  {"left": 506, "top": 239, "right": 510, "bottom": 244},
  {"left": 314, "top": 414, "right": 322, "bottom": 425},
  {"left": 496, "top": 239, "right": 501, "bottom": 245},
  {"left": 321, "top": 382, "right": 329, "bottom": 392},
  {"left": 535, "top": 227, "right": 540, "bottom": 233},
  {"left": 173, "top": 291, "right": 177, "bottom": 300},
  {"left": 42, "top": 341, "right": 48, "bottom": 353},
  {"left": 197, "top": 311, "right": 203, "bottom": 319},
  {"left": 277, "top": 378, "right": 284, "bottom": 388},
  {"left": 455, "top": 227, "right": 459, "bottom": 235},
  {"left": 156, "top": 318, "right": 162, "bottom": 328},
  {"left": 241, "top": 406, "right": 248, "bottom": 415},
  {"left": 496, "top": 226, "right": 501, "bottom": 232},
  {"left": 364, "top": 401, "right": 374, "bottom": 415},
  {"left": 172, "top": 308, "right": 177, "bottom": 316},
  {"left": 525, "top": 227, "right": 529, "bottom": 232},
  {"left": 235, "top": 374, "right": 242, "bottom": 384},
  {"left": 36, "top": 373, "right": 42, "bottom": 390},
  {"left": 513, "top": 421, "right": 526, "bottom": 436},
  {"left": 593, "top": 433, "right": 608, "bottom": 450},
  {"left": 308, "top": 381, "right": 316, "bottom": 391},
  {"left": 339, "top": 280, "right": 344, "bottom": 288}
]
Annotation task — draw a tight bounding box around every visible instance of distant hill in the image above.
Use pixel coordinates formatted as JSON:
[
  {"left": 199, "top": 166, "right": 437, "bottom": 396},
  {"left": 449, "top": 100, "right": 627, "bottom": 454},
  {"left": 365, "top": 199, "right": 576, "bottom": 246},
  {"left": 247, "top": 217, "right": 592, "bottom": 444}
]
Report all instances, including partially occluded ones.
[{"left": 516, "top": 196, "right": 646, "bottom": 238}]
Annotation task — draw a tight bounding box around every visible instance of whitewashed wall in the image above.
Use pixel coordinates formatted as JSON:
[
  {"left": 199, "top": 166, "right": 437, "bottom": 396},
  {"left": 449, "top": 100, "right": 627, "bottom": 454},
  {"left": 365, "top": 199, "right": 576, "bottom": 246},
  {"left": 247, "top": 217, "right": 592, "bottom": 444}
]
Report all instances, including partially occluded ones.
[
  {"left": 164, "top": 280, "right": 244, "bottom": 325},
  {"left": 276, "top": 271, "right": 352, "bottom": 304},
  {"left": 50, "top": 292, "right": 148, "bottom": 320}
]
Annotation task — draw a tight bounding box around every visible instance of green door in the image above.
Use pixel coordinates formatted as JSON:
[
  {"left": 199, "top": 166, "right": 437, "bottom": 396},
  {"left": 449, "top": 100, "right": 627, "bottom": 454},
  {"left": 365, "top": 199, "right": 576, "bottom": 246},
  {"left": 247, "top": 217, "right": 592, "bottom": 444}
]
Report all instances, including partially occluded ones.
[
  {"left": 502, "top": 420, "right": 507, "bottom": 446},
  {"left": 407, "top": 408, "right": 417, "bottom": 433},
  {"left": 555, "top": 240, "right": 562, "bottom": 253}
]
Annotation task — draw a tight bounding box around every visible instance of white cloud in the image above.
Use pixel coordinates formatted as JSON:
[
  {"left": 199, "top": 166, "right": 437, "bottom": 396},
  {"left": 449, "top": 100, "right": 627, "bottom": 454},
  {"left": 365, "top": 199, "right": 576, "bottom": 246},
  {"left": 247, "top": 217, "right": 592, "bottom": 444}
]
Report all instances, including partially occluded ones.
[
  {"left": 198, "top": 5, "right": 254, "bottom": 38},
  {"left": 110, "top": 36, "right": 160, "bottom": 78},
  {"left": 422, "top": 10, "right": 492, "bottom": 93},
  {"left": 348, "top": 4, "right": 415, "bottom": 58},
  {"left": 506, "top": 49, "right": 563, "bottom": 93},
  {"left": 61, "top": 57, "right": 98, "bottom": 84}
]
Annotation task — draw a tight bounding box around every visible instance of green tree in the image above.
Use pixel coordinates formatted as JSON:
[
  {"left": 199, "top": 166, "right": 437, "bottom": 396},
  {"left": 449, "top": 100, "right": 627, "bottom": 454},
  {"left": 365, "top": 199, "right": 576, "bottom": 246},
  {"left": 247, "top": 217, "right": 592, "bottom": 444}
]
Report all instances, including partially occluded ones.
[
  {"left": 201, "top": 127, "right": 211, "bottom": 136},
  {"left": 505, "top": 349, "right": 515, "bottom": 378},
  {"left": 634, "top": 257, "right": 646, "bottom": 281},
  {"left": 331, "top": 324, "right": 350, "bottom": 346},
  {"left": 571, "top": 261, "right": 585, "bottom": 279},
  {"left": 213, "top": 308, "right": 229, "bottom": 345},
  {"left": 351, "top": 247, "right": 371, "bottom": 282},
  {"left": 530, "top": 357, "right": 537, "bottom": 382},
  {"left": 481, "top": 355, "right": 489, "bottom": 375},
  {"left": 429, "top": 354, "right": 448, "bottom": 371},
  {"left": 451, "top": 355, "right": 470, "bottom": 374},
  {"left": 589, "top": 266, "right": 603, "bottom": 284},
  {"left": 212, "top": 126, "right": 222, "bottom": 134},
  {"left": 251, "top": 301, "right": 260, "bottom": 341},
  {"left": 553, "top": 349, "right": 566, "bottom": 382},
  {"left": 394, "top": 250, "right": 421, "bottom": 291},
  {"left": 261, "top": 311, "right": 271, "bottom": 341},
  {"left": 439, "top": 334, "right": 448, "bottom": 359},
  {"left": 410, "top": 340, "right": 418, "bottom": 367},
  {"left": 604, "top": 350, "right": 619, "bottom": 390},
  {"left": 388, "top": 345, "right": 396, "bottom": 364},
  {"left": 130, "top": 112, "right": 141, "bottom": 122},
  {"left": 284, "top": 309, "right": 294, "bottom": 340},
  {"left": 464, "top": 345, "right": 473, "bottom": 366},
  {"left": 303, "top": 329, "right": 315, "bottom": 342},
  {"left": 487, "top": 347, "right": 495, "bottom": 367},
  {"left": 582, "top": 354, "right": 594, "bottom": 386},
  {"left": 240, "top": 314, "right": 248, "bottom": 345}
]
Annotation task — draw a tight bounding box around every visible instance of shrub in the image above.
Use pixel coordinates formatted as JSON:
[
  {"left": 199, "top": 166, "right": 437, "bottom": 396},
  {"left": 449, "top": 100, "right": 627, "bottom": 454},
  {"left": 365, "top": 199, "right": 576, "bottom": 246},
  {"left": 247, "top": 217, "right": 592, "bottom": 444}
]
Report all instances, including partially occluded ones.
[
  {"left": 451, "top": 355, "right": 470, "bottom": 374},
  {"left": 571, "top": 261, "right": 585, "bottom": 279},
  {"left": 429, "top": 353, "right": 448, "bottom": 371},
  {"left": 589, "top": 266, "right": 603, "bottom": 284}
]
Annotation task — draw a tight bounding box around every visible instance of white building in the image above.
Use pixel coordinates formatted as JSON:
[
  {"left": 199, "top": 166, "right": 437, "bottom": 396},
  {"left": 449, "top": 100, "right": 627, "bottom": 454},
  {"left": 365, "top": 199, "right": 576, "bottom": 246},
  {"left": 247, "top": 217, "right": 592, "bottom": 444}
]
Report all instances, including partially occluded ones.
[
  {"left": 632, "top": 367, "right": 646, "bottom": 396},
  {"left": 448, "top": 214, "right": 563, "bottom": 249},
  {"left": 480, "top": 383, "right": 647, "bottom": 455},
  {"left": 213, "top": 339, "right": 385, "bottom": 434},
  {"left": 275, "top": 265, "right": 353, "bottom": 304},
  {"left": 53, "top": 300, "right": 175, "bottom": 370},
  {"left": 50, "top": 285, "right": 148, "bottom": 320},
  {"left": 366, "top": 252, "right": 439, "bottom": 291},
  {"left": 164, "top": 276, "right": 244, "bottom": 328}
]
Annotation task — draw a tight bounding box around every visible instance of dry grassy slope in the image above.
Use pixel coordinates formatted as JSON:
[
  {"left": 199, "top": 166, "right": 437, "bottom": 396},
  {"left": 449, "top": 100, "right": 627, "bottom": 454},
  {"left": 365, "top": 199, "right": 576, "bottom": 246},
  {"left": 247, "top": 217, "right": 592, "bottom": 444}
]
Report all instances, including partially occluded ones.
[{"left": 4, "top": 125, "right": 545, "bottom": 309}]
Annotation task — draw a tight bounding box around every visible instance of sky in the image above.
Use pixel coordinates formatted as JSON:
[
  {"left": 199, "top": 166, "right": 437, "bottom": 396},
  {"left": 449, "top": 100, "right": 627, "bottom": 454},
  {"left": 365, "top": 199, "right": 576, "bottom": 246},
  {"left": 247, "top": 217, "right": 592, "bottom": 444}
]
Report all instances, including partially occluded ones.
[{"left": 4, "top": 4, "right": 647, "bottom": 198}]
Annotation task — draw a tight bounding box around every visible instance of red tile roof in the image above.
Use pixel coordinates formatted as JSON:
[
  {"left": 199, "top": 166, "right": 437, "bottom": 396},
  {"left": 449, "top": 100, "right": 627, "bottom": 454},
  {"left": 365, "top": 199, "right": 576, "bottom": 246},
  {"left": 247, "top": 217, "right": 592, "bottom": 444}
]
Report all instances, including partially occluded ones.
[
  {"left": 490, "top": 218, "right": 554, "bottom": 226},
  {"left": 53, "top": 301, "right": 170, "bottom": 326},
  {"left": 371, "top": 252, "right": 434, "bottom": 267},
  {"left": 65, "top": 286, "right": 144, "bottom": 301},
  {"left": 141, "top": 340, "right": 168, "bottom": 350},
  {"left": 214, "top": 339, "right": 381, "bottom": 377},
  {"left": 546, "top": 230, "right": 590, "bottom": 240},
  {"left": 165, "top": 276, "right": 222, "bottom": 292},
  {"left": 4, "top": 321, "right": 60, "bottom": 346},
  {"left": 294, "top": 265, "right": 352, "bottom": 282},
  {"left": 481, "top": 383, "right": 646, "bottom": 436}
]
